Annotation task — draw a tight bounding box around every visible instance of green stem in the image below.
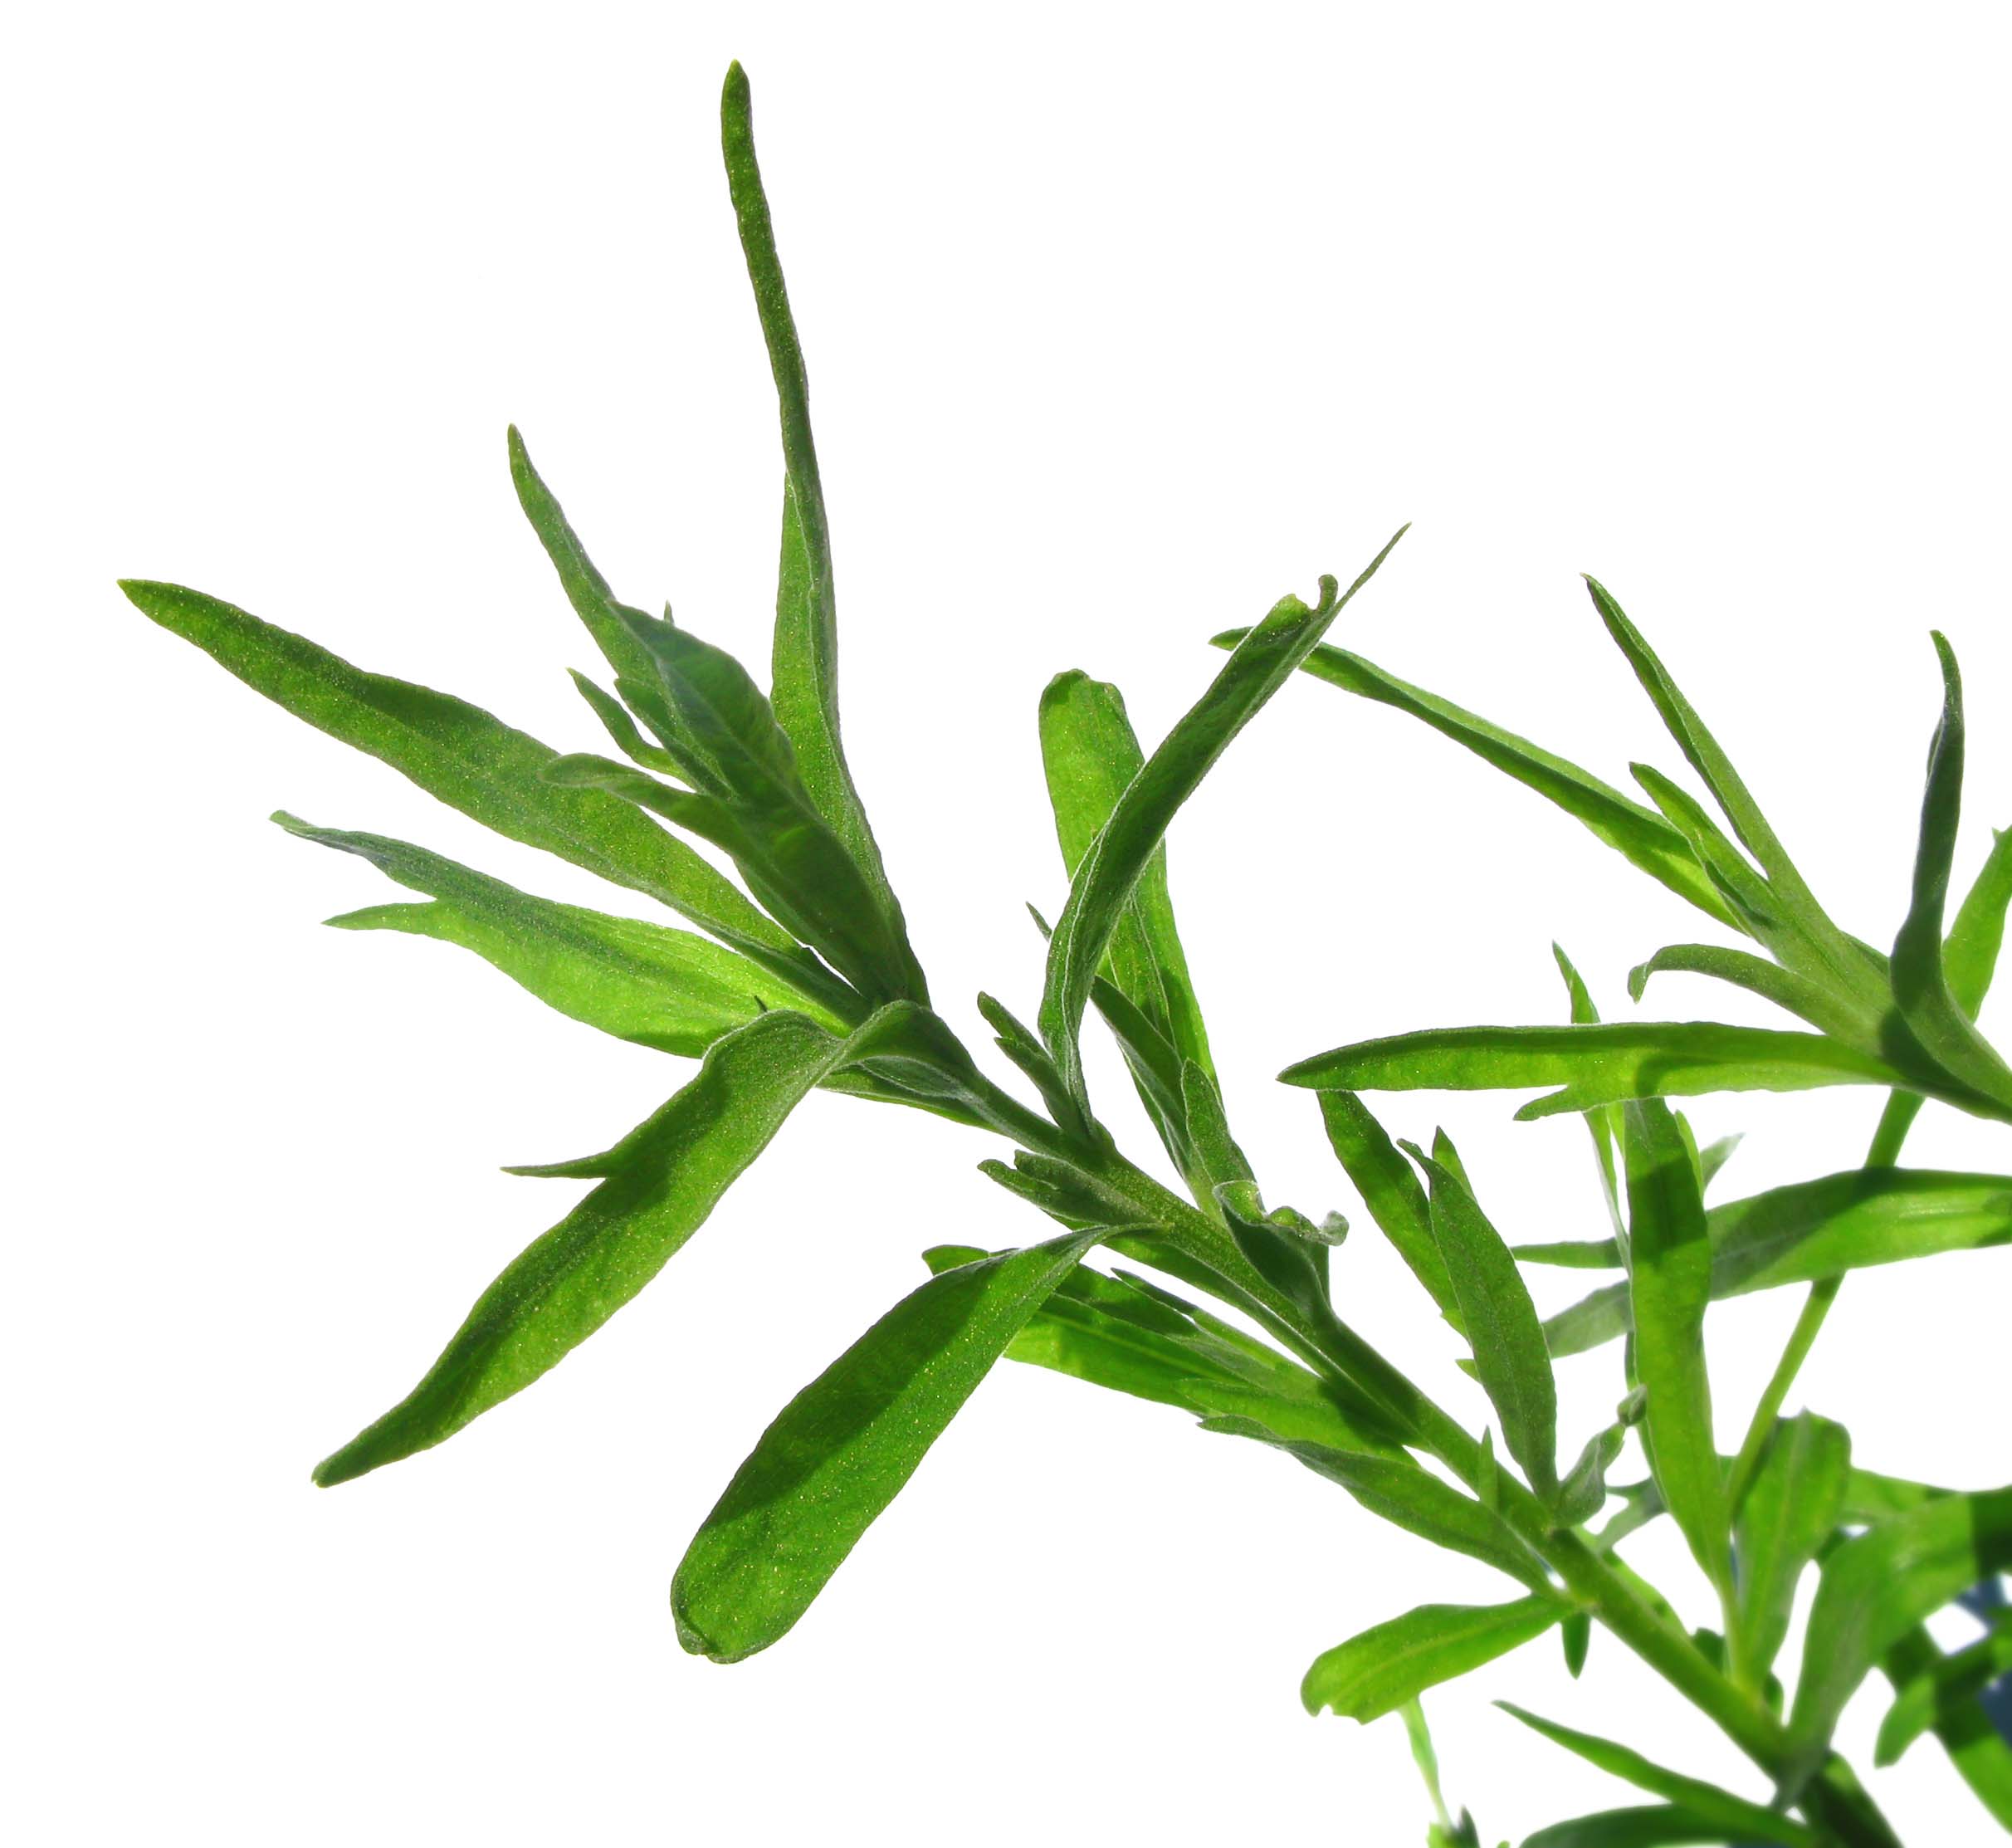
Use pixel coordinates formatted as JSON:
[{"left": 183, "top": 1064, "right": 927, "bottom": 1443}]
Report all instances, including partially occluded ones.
[{"left": 1726, "top": 1274, "right": 1842, "bottom": 1521}]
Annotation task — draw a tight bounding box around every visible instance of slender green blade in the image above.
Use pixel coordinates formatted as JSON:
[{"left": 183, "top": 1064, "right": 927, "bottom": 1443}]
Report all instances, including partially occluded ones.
[
  {"left": 1209, "top": 633, "right": 1737, "bottom": 926},
  {"left": 1514, "top": 1239, "right": 1622, "bottom": 1270},
  {"left": 1733, "top": 1414, "right": 1850, "bottom": 1687},
  {"left": 720, "top": 64, "right": 900, "bottom": 922},
  {"left": 1890, "top": 635, "right": 2012, "bottom": 1114},
  {"left": 1283, "top": 1021, "right": 1909, "bottom": 1119},
  {"left": 1881, "top": 1624, "right": 2012, "bottom": 1828},
  {"left": 1553, "top": 944, "right": 1625, "bottom": 1239},
  {"left": 1413, "top": 1147, "right": 1557, "bottom": 1498},
  {"left": 1496, "top": 1704, "right": 1818, "bottom": 1847},
  {"left": 1316, "top": 1092, "right": 1462, "bottom": 1327},
  {"left": 1041, "top": 530, "right": 1404, "bottom": 1106},
  {"left": 671, "top": 1229, "right": 1101, "bottom": 1663},
  {"left": 314, "top": 1007, "right": 898, "bottom": 1486},
  {"left": 1876, "top": 1619, "right": 2012, "bottom": 1767},
  {"left": 120, "top": 579, "right": 819, "bottom": 976},
  {"left": 1521, "top": 1806, "right": 1742, "bottom": 1848},
  {"left": 1623, "top": 1099, "right": 1730, "bottom": 1592},
  {"left": 1790, "top": 1486, "right": 2012, "bottom": 1773},
  {"left": 1301, "top": 1597, "right": 1562, "bottom": 1723},
  {"left": 284, "top": 815, "right": 844, "bottom": 1052},
  {"left": 1627, "top": 944, "right": 1868, "bottom": 1043}
]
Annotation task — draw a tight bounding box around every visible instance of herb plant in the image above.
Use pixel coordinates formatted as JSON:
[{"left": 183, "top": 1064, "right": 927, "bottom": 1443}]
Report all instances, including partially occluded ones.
[{"left": 124, "top": 62, "right": 2010, "bottom": 1847}]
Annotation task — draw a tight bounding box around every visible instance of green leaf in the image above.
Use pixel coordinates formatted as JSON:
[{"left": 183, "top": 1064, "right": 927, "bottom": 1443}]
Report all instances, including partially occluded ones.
[
  {"left": 1040, "top": 530, "right": 1405, "bottom": 1107},
  {"left": 1555, "top": 1425, "right": 1624, "bottom": 1528},
  {"left": 1623, "top": 1099, "right": 1730, "bottom": 1594},
  {"left": 1209, "top": 633, "right": 1737, "bottom": 926},
  {"left": 1560, "top": 1611, "right": 1592, "bottom": 1679},
  {"left": 1789, "top": 1485, "right": 2012, "bottom": 1775},
  {"left": 313, "top": 1006, "right": 910, "bottom": 1487},
  {"left": 569, "top": 669, "right": 686, "bottom": 777},
  {"left": 1552, "top": 944, "right": 1625, "bottom": 1239},
  {"left": 1889, "top": 635, "right": 2012, "bottom": 1115},
  {"left": 120, "top": 578, "right": 844, "bottom": 1005},
  {"left": 1039, "top": 669, "right": 1216, "bottom": 1082},
  {"left": 671, "top": 1229, "right": 1101, "bottom": 1663},
  {"left": 1545, "top": 1168, "right": 2012, "bottom": 1357},
  {"left": 1283, "top": 1020, "right": 1913, "bottom": 1119},
  {"left": 1301, "top": 1597, "right": 1562, "bottom": 1723},
  {"left": 1410, "top": 1146, "right": 1557, "bottom": 1498},
  {"left": 1521, "top": 1806, "right": 1737, "bottom": 1848},
  {"left": 1514, "top": 1239, "right": 1623, "bottom": 1270},
  {"left": 1733, "top": 1413, "right": 1850, "bottom": 1688},
  {"left": 1495, "top": 1704, "right": 1818, "bottom": 1848},
  {"left": 1316, "top": 1093, "right": 1462, "bottom": 1328},
  {"left": 1626, "top": 944, "right": 1868, "bottom": 1043},
  {"left": 1876, "top": 1616, "right": 2012, "bottom": 1767},
  {"left": 1881, "top": 1625, "right": 2012, "bottom": 1828},
  {"left": 1584, "top": 576, "right": 1857, "bottom": 991},
  {"left": 720, "top": 64, "right": 906, "bottom": 933},
  {"left": 284, "top": 814, "right": 844, "bottom": 1054}
]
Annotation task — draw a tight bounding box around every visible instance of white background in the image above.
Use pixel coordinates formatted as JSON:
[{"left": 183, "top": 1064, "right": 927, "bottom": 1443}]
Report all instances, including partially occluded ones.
[{"left": 9, "top": 3, "right": 2011, "bottom": 1841}]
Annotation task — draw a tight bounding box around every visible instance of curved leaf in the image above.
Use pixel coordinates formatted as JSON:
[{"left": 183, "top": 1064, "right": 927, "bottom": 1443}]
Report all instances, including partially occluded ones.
[
  {"left": 1627, "top": 944, "right": 1864, "bottom": 1042},
  {"left": 1301, "top": 1597, "right": 1562, "bottom": 1723},
  {"left": 1282, "top": 1020, "right": 1910, "bottom": 1119},
  {"left": 1041, "top": 530, "right": 1404, "bottom": 1106},
  {"left": 1733, "top": 1413, "right": 1850, "bottom": 1687},
  {"left": 1317, "top": 1092, "right": 1461, "bottom": 1327},
  {"left": 1876, "top": 1619, "right": 2012, "bottom": 1767},
  {"left": 315, "top": 1006, "right": 908, "bottom": 1486},
  {"left": 1521, "top": 1806, "right": 1741, "bottom": 1848},
  {"left": 671, "top": 1230, "right": 1101, "bottom": 1663}
]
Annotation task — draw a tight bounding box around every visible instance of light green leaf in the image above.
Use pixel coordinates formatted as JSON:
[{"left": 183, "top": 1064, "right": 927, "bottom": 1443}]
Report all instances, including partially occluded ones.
[
  {"left": 1733, "top": 1413, "right": 1850, "bottom": 1688},
  {"left": 569, "top": 669, "right": 685, "bottom": 778},
  {"left": 1876, "top": 1617, "right": 2012, "bottom": 1767},
  {"left": 283, "top": 814, "right": 843, "bottom": 1054},
  {"left": 1555, "top": 1425, "right": 1625, "bottom": 1528},
  {"left": 1890, "top": 635, "right": 2012, "bottom": 1115},
  {"left": 1283, "top": 1021, "right": 1912, "bottom": 1120},
  {"left": 1410, "top": 1146, "right": 1557, "bottom": 1498},
  {"left": 314, "top": 1006, "right": 912, "bottom": 1487},
  {"left": 1553, "top": 944, "right": 1624, "bottom": 1239},
  {"left": 1041, "top": 530, "right": 1404, "bottom": 1107},
  {"left": 1301, "top": 1597, "right": 1562, "bottom": 1723},
  {"left": 1317, "top": 1092, "right": 1462, "bottom": 1328},
  {"left": 1789, "top": 1485, "right": 2012, "bottom": 1777},
  {"left": 1626, "top": 944, "right": 1868, "bottom": 1043},
  {"left": 1514, "top": 1239, "right": 1623, "bottom": 1270},
  {"left": 671, "top": 1229, "right": 1101, "bottom": 1662},
  {"left": 1496, "top": 1704, "right": 1817, "bottom": 1847},
  {"left": 1209, "top": 633, "right": 1736, "bottom": 926},
  {"left": 1623, "top": 1099, "right": 1730, "bottom": 1594},
  {"left": 120, "top": 578, "right": 842, "bottom": 1005}
]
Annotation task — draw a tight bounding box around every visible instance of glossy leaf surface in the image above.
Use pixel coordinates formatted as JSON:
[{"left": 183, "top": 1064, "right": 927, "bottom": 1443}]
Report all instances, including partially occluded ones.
[{"left": 1301, "top": 1596, "right": 1562, "bottom": 1723}]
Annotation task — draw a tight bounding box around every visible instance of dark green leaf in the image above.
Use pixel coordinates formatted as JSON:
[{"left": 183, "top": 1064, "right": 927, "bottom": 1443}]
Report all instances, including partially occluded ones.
[
  {"left": 671, "top": 1229, "right": 1101, "bottom": 1662},
  {"left": 1790, "top": 1485, "right": 2012, "bottom": 1776},
  {"left": 1733, "top": 1414, "right": 1850, "bottom": 1689},
  {"left": 315, "top": 1006, "right": 905, "bottom": 1486},
  {"left": 1282, "top": 1021, "right": 1910, "bottom": 1120},
  {"left": 120, "top": 578, "right": 842, "bottom": 1002},
  {"left": 719, "top": 63, "right": 901, "bottom": 925},
  {"left": 1301, "top": 1597, "right": 1562, "bottom": 1723},
  {"left": 1496, "top": 1704, "right": 1817, "bottom": 1847},
  {"left": 1876, "top": 1617, "right": 2012, "bottom": 1767},
  {"left": 1623, "top": 1099, "right": 1730, "bottom": 1594},
  {"left": 1555, "top": 1425, "right": 1625, "bottom": 1528},
  {"left": 1890, "top": 635, "right": 2012, "bottom": 1115},
  {"left": 284, "top": 814, "right": 843, "bottom": 1054},
  {"left": 1209, "top": 633, "right": 1736, "bottom": 926},
  {"left": 1560, "top": 1610, "right": 1592, "bottom": 1679},
  {"left": 1410, "top": 1146, "right": 1557, "bottom": 1498},
  {"left": 1882, "top": 1625, "right": 2012, "bottom": 1827},
  {"left": 1521, "top": 1806, "right": 1737, "bottom": 1848},
  {"left": 1317, "top": 1092, "right": 1462, "bottom": 1327},
  {"left": 569, "top": 669, "right": 684, "bottom": 777},
  {"left": 1041, "top": 530, "right": 1404, "bottom": 1107}
]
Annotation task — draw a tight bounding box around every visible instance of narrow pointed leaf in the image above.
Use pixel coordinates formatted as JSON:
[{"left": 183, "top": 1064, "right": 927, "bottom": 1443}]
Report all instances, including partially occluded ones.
[
  {"left": 1413, "top": 1147, "right": 1557, "bottom": 1498},
  {"left": 1317, "top": 1091, "right": 1462, "bottom": 1327},
  {"left": 1876, "top": 1619, "right": 2012, "bottom": 1767},
  {"left": 1733, "top": 1413, "right": 1850, "bottom": 1687},
  {"left": 1209, "top": 633, "right": 1736, "bottom": 926},
  {"left": 1496, "top": 1704, "right": 1818, "bottom": 1847},
  {"left": 1301, "top": 1597, "right": 1563, "bottom": 1723},
  {"left": 720, "top": 63, "right": 901, "bottom": 926},
  {"left": 1623, "top": 1098, "right": 1730, "bottom": 1592},
  {"left": 315, "top": 1007, "right": 908, "bottom": 1486},
  {"left": 1555, "top": 1425, "right": 1625, "bottom": 1528},
  {"left": 1041, "top": 530, "right": 1404, "bottom": 1105},
  {"left": 285, "top": 815, "right": 843, "bottom": 1053},
  {"left": 1553, "top": 944, "right": 1624, "bottom": 1238},
  {"left": 569, "top": 669, "right": 684, "bottom": 776},
  {"left": 1521, "top": 1806, "right": 1744, "bottom": 1848},
  {"left": 1890, "top": 635, "right": 2012, "bottom": 1113},
  {"left": 120, "top": 579, "right": 831, "bottom": 990},
  {"left": 1514, "top": 1239, "right": 1623, "bottom": 1270},
  {"left": 1627, "top": 944, "right": 1868, "bottom": 1042},
  {"left": 671, "top": 1229, "right": 1101, "bottom": 1663},
  {"left": 1789, "top": 1485, "right": 2012, "bottom": 1773},
  {"left": 1882, "top": 1622, "right": 2012, "bottom": 1826},
  {"left": 1283, "top": 1021, "right": 1912, "bottom": 1119}
]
